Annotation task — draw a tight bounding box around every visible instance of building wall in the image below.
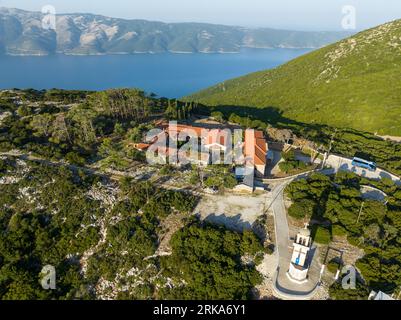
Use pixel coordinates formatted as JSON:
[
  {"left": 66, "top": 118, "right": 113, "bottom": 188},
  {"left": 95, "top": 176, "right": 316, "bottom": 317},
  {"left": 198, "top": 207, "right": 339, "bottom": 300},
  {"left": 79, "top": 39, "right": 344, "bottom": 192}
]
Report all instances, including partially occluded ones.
[
  {"left": 288, "top": 264, "right": 308, "bottom": 282},
  {"left": 255, "top": 164, "right": 266, "bottom": 177}
]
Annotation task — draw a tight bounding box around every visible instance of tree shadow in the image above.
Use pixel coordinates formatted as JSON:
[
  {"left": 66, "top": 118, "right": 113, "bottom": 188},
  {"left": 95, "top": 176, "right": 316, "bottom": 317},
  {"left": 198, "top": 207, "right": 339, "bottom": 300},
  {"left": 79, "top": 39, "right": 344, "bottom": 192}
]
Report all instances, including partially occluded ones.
[
  {"left": 379, "top": 171, "right": 392, "bottom": 180},
  {"left": 199, "top": 213, "right": 252, "bottom": 232},
  {"left": 207, "top": 104, "right": 332, "bottom": 135},
  {"left": 305, "top": 246, "right": 317, "bottom": 269}
]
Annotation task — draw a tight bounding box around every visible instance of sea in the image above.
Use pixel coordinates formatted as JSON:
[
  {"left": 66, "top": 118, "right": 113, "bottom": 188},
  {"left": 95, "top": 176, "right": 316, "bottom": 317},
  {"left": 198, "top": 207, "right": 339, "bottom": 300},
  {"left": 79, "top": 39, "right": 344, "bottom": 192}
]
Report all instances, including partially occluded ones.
[{"left": 0, "top": 48, "right": 311, "bottom": 98}]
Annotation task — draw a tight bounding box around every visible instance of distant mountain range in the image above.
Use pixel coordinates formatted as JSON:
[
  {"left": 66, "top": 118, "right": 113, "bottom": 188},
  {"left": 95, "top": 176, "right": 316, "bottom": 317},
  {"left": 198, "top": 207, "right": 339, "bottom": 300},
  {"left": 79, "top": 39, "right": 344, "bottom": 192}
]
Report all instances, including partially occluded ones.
[
  {"left": 0, "top": 7, "right": 351, "bottom": 56},
  {"left": 187, "top": 19, "right": 401, "bottom": 136}
]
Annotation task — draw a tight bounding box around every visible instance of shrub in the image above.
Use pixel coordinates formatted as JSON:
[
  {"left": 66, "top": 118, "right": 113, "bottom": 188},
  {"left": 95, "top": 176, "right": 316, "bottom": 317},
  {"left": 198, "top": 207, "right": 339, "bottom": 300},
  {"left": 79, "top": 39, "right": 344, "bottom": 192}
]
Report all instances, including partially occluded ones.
[
  {"left": 159, "top": 222, "right": 264, "bottom": 299},
  {"left": 65, "top": 151, "right": 86, "bottom": 166},
  {"left": 223, "top": 174, "right": 238, "bottom": 189},
  {"left": 332, "top": 224, "right": 347, "bottom": 237},
  {"left": 279, "top": 161, "right": 295, "bottom": 173},
  {"left": 160, "top": 165, "right": 174, "bottom": 175},
  {"left": 313, "top": 225, "right": 331, "bottom": 244},
  {"left": 329, "top": 278, "right": 369, "bottom": 300},
  {"left": 327, "top": 260, "right": 340, "bottom": 274},
  {"left": 17, "top": 105, "right": 32, "bottom": 117},
  {"left": 211, "top": 111, "right": 224, "bottom": 122},
  {"left": 114, "top": 123, "right": 125, "bottom": 135},
  {"left": 347, "top": 235, "right": 364, "bottom": 248},
  {"left": 126, "top": 148, "right": 146, "bottom": 162},
  {"left": 204, "top": 167, "right": 237, "bottom": 190},
  {"left": 288, "top": 199, "right": 315, "bottom": 220},
  {"left": 279, "top": 150, "right": 308, "bottom": 173}
]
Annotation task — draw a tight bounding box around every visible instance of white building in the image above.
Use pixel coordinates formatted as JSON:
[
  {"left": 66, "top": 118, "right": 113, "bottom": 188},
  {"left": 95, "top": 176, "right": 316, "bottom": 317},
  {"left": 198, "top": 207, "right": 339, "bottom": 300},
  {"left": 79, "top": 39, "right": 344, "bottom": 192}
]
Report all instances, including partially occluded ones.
[
  {"left": 287, "top": 226, "right": 312, "bottom": 284},
  {"left": 368, "top": 291, "right": 395, "bottom": 300}
]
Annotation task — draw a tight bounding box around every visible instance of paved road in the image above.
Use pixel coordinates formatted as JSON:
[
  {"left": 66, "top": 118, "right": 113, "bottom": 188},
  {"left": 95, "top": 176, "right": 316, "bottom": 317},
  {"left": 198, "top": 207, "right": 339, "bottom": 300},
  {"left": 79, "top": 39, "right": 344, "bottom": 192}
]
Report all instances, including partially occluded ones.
[
  {"left": 266, "top": 179, "right": 320, "bottom": 300},
  {"left": 325, "top": 154, "right": 401, "bottom": 185},
  {"left": 267, "top": 148, "right": 401, "bottom": 185},
  {"left": 3, "top": 150, "right": 400, "bottom": 299},
  {"left": 360, "top": 185, "right": 388, "bottom": 202},
  {"left": 264, "top": 156, "right": 400, "bottom": 299}
]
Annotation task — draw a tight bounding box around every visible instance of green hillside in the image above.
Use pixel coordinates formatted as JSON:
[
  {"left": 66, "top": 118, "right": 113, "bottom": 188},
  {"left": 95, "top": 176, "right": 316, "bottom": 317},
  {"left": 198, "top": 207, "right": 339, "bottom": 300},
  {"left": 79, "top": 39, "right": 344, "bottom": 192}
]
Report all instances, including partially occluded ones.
[{"left": 187, "top": 19, "right": 401, "bottom": 136}]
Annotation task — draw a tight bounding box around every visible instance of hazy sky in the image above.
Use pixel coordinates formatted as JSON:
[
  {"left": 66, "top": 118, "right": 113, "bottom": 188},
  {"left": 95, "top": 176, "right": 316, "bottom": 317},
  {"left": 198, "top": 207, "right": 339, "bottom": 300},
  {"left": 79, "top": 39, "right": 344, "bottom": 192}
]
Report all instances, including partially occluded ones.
[{"left": 1, "top": 0, "right": 400, "bottom": 31}]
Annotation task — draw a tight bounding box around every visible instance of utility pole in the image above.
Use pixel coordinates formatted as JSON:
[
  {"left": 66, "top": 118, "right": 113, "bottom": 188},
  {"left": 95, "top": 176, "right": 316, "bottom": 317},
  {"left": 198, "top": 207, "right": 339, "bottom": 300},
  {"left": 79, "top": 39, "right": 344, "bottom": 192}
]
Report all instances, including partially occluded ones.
[{"left": 357, "top": 201, "right": 365, "bottom": 223}]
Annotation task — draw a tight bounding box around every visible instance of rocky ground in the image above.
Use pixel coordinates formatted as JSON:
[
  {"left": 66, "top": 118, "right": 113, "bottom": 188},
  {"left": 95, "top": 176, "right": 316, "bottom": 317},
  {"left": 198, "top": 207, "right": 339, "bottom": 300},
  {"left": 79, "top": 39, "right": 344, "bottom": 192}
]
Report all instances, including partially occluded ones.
[{"left": 194, "top": 192, "right": 270, "bottom": 232}]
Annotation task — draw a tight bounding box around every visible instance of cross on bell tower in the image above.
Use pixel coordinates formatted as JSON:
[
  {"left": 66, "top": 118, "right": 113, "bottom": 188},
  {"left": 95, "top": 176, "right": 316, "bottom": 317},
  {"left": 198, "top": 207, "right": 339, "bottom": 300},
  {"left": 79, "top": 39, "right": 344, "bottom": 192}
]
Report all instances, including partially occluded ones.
[{"left": 287, "top": 225, "right": 312, "bottom": 284}]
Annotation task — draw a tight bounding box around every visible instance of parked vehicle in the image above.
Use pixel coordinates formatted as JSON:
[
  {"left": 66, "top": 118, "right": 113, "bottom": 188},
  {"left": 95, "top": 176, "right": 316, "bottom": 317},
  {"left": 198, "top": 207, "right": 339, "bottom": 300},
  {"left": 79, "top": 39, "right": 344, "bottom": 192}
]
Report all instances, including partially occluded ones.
[{"left": 352, "top": 157, "right": 377, "bottom": 172}]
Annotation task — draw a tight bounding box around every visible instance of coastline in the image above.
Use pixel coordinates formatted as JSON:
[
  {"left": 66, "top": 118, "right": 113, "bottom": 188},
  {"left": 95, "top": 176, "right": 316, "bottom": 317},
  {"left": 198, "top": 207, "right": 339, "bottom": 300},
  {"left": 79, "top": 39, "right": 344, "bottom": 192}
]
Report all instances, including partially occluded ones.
[{"left": 1, "top": 46, "right": 317, "bottom": 57}]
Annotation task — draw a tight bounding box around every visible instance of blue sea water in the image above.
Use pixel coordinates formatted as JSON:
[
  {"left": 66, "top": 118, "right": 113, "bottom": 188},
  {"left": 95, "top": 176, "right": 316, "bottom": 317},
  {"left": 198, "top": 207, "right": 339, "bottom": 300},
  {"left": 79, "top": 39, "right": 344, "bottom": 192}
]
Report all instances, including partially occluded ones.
[{"left": 0, "top": 48, "right": 310, "bottom": 98}]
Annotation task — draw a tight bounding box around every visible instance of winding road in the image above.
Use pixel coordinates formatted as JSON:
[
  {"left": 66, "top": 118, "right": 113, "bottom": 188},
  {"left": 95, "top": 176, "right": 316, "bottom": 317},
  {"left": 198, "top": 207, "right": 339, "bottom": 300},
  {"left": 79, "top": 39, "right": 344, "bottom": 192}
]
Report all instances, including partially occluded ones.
[
  {"left": 3, "top": 149, "right": 400, "bottom": 299},
  {"left": 263, "top": 158, "right": 400, "bottom": 300},
  {"left": 264, "top": 174, "right": 321, "bottom": 300}
]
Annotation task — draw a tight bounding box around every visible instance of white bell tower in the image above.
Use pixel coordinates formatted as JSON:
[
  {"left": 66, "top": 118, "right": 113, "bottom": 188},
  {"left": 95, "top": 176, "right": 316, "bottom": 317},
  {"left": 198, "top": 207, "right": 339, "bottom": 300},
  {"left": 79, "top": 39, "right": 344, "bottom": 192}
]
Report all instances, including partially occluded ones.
[{"left": 287, "top": 224, "right": 312, "bottom": 284}]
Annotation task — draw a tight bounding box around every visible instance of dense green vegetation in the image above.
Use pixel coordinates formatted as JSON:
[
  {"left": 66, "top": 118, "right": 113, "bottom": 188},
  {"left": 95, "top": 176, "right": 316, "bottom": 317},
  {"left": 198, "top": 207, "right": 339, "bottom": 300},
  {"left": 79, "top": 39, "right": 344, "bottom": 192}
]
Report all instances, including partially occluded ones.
[
  {"left": 165, "top": 99, "right": 199, "bottom": 120},
  {"left": 196, "top": 106, "right": 401, "bottom": 177},
  {"left": 0, "top": 160, "right": 102, "bottom": 299},
  {"left": 202, "top": 165, "right": 238, "bottom": 191},
  {"left": 4, "top": 18, "right": 401, "bottom": 303},
  {"left": 278, "top": 150, "right": 307, "bottom": 174},
  {"left": 3, "top": 88, "right": 401, "bottom": 178},
  {"left": 159, "top": 221, "right": 264, "bottom": 299},
  {"left": 0, "top": 88, "right": 91, "bottom": 105},
  {"left": 0, "top": 88, "right": 201, "bottom": 169},
  {"left": 326, "top": 259, "right": 340, "bottom": 274},
  {"left": 312, "top": 225, "right": 331, "bottom": 245},
  {"left": 187, "top": 19, "right": 401, "bottom": 136},
  {"left": 83, "top": 178, "right": 199, "bottom": 299},
  {"left": 188, "top": 165, "right": 238, "bottom": 192},
  {"left": 0, "top": 156, "right": 265, "bottom": 300},
  {"left": 2, "top": 85, "right": 400, "bottom": 300},
  {"left": 329, "top": 277, "right": 370, "bottom": 300},
  {"left": 285, "top": 172, "right": 401, "bottom": 296},
  {"left": 1, "top": 88, "right": 150, "bottom": 164}
]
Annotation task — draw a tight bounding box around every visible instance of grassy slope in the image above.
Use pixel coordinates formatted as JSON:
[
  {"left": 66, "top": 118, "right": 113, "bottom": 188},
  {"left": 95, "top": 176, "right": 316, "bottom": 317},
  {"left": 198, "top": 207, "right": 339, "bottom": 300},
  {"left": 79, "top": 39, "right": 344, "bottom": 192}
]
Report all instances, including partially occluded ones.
[{"left": 186, "top": 20, "right": 401, "bottom": 136}]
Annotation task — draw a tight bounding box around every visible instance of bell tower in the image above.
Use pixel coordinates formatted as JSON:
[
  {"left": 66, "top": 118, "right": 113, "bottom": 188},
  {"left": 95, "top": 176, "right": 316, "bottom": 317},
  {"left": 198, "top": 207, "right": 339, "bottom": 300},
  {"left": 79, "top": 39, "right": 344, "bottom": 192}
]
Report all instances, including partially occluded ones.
[{"left": 287, "top": 224, "right": 311, "bottom": 284}]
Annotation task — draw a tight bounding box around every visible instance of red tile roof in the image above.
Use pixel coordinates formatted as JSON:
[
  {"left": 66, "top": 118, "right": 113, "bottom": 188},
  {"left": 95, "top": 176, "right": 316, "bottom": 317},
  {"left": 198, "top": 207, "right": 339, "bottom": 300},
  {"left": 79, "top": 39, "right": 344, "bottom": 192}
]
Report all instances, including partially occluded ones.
[
  {"left": 135, "top": 143, "right": 151, "bottom": 151},
  {"left": 139, "top": 122, "right": 267, "bottom": 167},
  {"left": 128, "top": 142, "right": 151, "bottom": 151},
  {"left": 161, "top": 124, "right": 205, "bottom": 137},
  {"left": 245, "top": 130, "right": 267, "bottom": 166}
]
